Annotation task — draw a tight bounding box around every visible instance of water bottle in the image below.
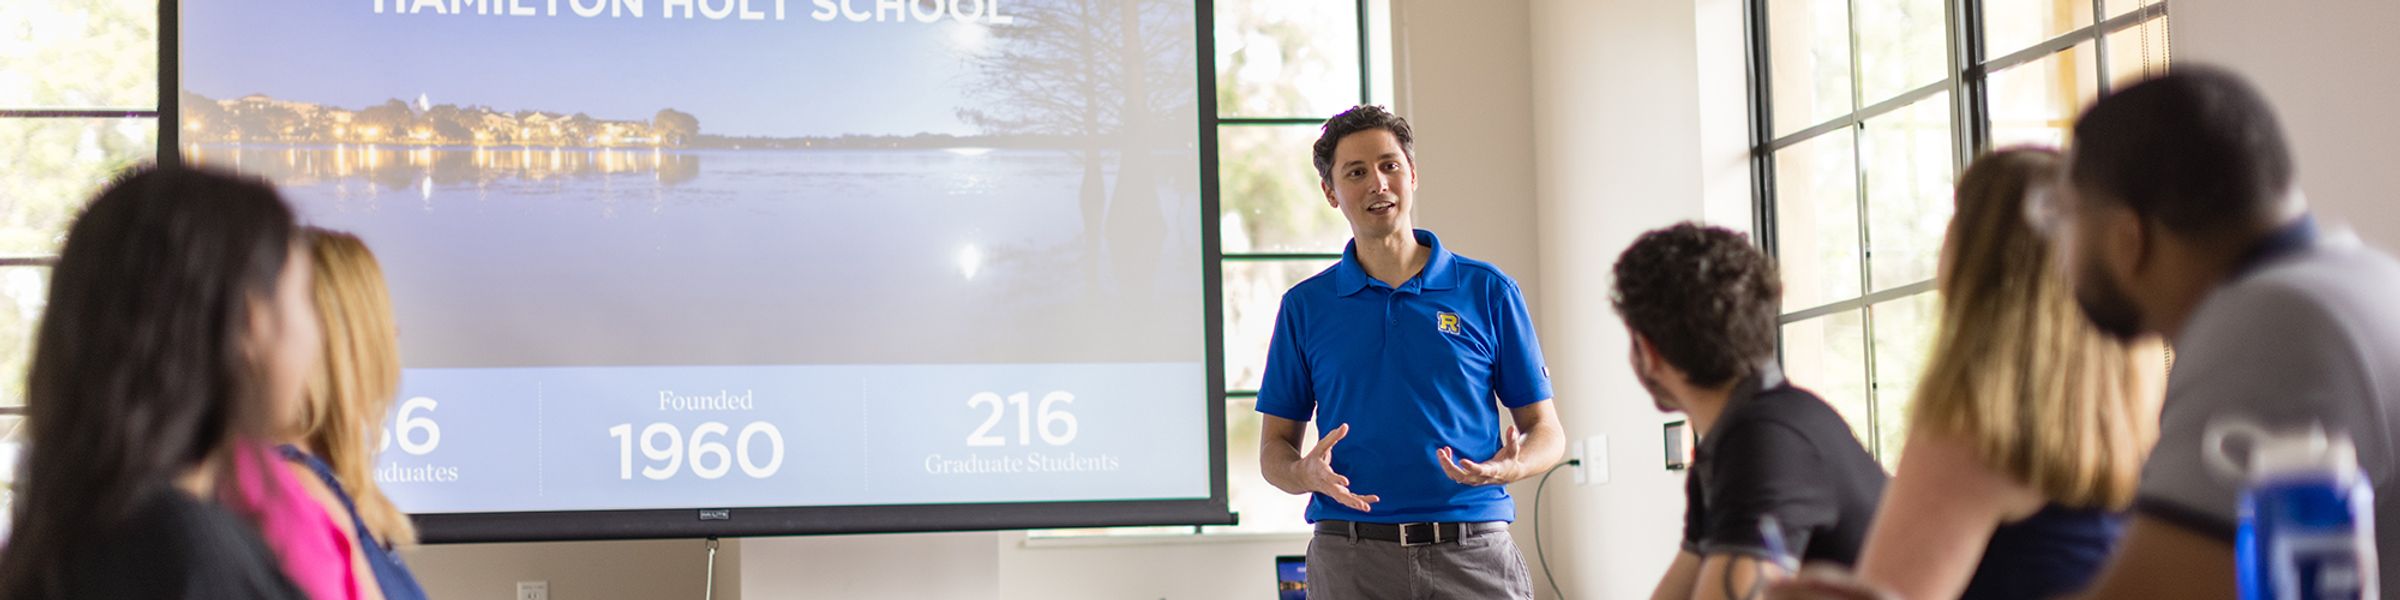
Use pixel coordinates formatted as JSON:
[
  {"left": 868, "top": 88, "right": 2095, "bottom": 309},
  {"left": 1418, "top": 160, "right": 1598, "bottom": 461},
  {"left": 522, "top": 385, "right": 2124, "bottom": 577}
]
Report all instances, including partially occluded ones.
[{"left": 2209, "top": 421, "right": 2380, "bottom": 600}]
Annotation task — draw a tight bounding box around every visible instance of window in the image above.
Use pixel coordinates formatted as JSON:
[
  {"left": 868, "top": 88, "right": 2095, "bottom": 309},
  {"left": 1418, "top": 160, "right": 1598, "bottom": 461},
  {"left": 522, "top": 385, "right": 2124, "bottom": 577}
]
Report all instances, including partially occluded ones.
[
  {"left": 0, "top": 0, "right": 165, "bottom": 522},
  {"left": 1749, "top": 0, "right": 2169, "bottom": 466}
]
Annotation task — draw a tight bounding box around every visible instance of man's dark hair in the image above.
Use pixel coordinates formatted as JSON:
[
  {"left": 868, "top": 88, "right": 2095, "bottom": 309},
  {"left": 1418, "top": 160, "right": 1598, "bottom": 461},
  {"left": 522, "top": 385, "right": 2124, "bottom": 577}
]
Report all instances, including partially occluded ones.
[
  {"left": 2070, "top": 65, "right": 2295, "bottom": 238},
  {"left": 1313, "top": 105, "right": 1415, "bottom": 182},
  {"left": 1610, "top": 222, "right": 1781, "bottom": 387}
]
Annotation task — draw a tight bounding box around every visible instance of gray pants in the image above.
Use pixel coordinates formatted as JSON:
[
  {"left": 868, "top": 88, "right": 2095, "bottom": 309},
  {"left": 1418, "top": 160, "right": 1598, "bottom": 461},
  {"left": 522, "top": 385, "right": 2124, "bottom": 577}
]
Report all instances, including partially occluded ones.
[{"left": 1304, "top": 525, "right": 1534, "bottom": 599}]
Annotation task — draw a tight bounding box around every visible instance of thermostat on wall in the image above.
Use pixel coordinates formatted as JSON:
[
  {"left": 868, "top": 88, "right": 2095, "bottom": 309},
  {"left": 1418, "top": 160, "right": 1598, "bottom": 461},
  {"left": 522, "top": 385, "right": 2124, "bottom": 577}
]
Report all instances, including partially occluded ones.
[{"left": 1664, "top": 420, "right": 1692, "bottom": 471}]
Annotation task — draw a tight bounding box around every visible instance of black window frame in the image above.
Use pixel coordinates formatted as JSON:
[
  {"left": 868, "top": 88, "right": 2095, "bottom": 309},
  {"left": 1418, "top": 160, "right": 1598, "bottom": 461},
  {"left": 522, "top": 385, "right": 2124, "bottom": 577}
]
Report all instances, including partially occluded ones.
[{"left": 1744, "top": 0, "right": 2170, "bottom": 458}]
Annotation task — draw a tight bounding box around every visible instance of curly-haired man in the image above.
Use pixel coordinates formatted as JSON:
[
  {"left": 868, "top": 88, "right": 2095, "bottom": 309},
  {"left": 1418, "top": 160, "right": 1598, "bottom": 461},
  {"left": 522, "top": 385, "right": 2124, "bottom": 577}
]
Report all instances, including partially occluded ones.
[{"left": 1613, "top": 223, "right": 1887, "bottom": 600}]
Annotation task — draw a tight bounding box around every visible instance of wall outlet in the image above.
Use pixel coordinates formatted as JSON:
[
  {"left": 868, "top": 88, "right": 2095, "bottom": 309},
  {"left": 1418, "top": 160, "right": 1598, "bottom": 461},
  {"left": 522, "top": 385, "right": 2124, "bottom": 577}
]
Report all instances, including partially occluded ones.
[
  {"left": 517, "top": 581, "right": 548, "bottom": 600},
  {"left": 1569, "top": 439, "right": 1588, "bottom": 484},
  {"left": 1583, "top": 435, "right": 1609, "bottom": 485}
]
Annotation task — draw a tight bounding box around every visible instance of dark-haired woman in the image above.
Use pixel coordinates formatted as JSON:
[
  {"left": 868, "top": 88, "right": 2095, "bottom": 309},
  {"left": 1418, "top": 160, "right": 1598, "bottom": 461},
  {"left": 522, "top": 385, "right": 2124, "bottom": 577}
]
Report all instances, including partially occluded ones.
[{"left": 0, "top": 166, "right": 315, "bottom": 599}]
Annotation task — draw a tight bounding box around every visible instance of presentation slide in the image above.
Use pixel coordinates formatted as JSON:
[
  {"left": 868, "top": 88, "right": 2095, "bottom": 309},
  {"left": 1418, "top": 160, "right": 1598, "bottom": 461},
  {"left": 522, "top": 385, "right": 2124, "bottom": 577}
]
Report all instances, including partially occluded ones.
[{"left": 179, "top": 0, "right": 1211, "bottom": 519}]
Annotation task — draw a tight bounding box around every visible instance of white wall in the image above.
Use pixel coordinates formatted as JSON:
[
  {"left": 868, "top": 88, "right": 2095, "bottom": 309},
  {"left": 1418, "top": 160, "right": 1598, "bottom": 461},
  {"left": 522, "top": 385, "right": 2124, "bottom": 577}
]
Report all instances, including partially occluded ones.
[
  {"left": 406, "top": 538, "right": 739, "bottom": 600},
  {"left": 994, "top": 533, "right": 1315, "bottom": 600},
  {"left": 741, "top": 533, "right": 997, "bottom": 599},
  {"left": 1516, "top": 0, "right": 1765, "bottom": 597},
  {"left": 1396, "top": 0, "right": 1541, "bottom": 287},
  {"left": 2167, "top": 0, "right": 2400, "bottom": 249},
  {"left": 1521, "top": 0, "right": 1721, "bottom": 597}
]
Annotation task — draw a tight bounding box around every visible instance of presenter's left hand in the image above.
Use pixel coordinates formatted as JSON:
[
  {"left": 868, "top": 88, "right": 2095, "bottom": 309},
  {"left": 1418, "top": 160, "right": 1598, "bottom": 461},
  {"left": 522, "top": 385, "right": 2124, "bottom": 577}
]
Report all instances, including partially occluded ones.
[{"left": 1438, "top": 426, "right": 1523, "bottom": 486}]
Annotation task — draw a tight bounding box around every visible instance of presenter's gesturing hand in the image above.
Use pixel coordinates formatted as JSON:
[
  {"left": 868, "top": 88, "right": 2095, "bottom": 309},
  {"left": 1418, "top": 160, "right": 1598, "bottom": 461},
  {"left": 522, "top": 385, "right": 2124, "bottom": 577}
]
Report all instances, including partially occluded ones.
[
  {"left": 1296, "top": 424, "right": 1380, "bottom": 512},
  {"left": 1438, "top": 426, "right": 1525, "bottom": 486}
]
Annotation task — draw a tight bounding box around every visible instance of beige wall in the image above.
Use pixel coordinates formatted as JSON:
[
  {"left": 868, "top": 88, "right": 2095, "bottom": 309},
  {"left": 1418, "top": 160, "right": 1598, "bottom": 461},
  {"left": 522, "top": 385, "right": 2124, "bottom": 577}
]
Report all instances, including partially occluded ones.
[
  {"left": 1395, "top": 0, "right": 1541, "bottom": 290},
  {"left": 1520, "top": 0, "right": 1726, "bottom": 597},
  {"left": 2167, "top": 0, "right": 2400, "bottom": 249},
  {"left": 742, "top": 533, "right": 997, "bottom": 599},
  {"left": 407, "top": 538, "right": 739, "bottom": 600}
]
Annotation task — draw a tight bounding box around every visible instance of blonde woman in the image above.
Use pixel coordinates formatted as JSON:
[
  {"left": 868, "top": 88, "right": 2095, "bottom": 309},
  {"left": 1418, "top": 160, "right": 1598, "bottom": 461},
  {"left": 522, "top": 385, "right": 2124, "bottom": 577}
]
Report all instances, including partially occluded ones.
[
  {"left": 1849, "top": 149, "right": 2168, "bottom": 600},
  {"left": 278, "top": 228, "right": 428, "bottom": 600}
]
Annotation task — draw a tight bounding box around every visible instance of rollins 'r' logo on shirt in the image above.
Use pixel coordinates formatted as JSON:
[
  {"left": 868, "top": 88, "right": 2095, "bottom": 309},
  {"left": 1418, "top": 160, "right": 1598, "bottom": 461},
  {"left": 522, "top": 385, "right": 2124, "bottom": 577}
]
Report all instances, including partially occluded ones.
[{"left": 1437, "top": 312, "right": 1463, "bottom": 335}]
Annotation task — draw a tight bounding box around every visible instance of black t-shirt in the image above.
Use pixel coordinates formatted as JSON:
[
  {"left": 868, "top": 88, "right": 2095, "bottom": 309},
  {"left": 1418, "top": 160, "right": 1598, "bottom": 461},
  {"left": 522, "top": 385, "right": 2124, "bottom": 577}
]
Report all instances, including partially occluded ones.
[
  {"left": 1680, "top": 365, "right": 1888, "bottom": 567},
  {"left": 52, "top": 486, "right": 306, "bottom": 600}
]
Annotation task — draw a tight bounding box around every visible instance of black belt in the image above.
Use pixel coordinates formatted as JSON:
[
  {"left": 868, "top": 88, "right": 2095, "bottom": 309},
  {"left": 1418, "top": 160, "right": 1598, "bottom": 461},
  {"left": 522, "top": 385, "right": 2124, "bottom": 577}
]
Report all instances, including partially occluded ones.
[{"left": 1315, "top": 520, "right": 1506, "bottom": 547}]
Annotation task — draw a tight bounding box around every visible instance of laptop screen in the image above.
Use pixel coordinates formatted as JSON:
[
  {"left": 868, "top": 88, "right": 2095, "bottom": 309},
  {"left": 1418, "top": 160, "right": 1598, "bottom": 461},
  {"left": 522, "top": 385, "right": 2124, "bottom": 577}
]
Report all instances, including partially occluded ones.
[{"left": 1276, "top": 556, "right": 1307, "bottom": 599}]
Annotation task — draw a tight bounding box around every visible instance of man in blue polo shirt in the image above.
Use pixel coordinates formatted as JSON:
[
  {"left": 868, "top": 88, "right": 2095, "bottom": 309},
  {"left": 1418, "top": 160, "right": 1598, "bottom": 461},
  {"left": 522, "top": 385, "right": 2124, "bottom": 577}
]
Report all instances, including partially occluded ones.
[{"left": 1256, "top": 105, "right": 1565, "bottom": 599}]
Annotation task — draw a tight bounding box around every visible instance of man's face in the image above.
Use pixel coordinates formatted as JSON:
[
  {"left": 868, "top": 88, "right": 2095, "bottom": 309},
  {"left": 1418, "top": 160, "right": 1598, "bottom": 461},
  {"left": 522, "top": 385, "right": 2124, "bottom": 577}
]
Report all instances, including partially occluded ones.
[
  {"left": 1627, "top": 334, "right": 1681, "bottom": 413},
  {"left": 2034, "top": 175, "right": 2149, "bottom": 340},
  {"left": 1321, "top": 129, "right": 1416, "bottom": 239}
]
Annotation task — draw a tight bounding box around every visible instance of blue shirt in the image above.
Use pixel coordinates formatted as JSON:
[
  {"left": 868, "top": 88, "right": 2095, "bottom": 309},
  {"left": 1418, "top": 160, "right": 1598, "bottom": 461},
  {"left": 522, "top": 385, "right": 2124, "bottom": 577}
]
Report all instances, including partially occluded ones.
[
  {"left": 1959, "top": 503, "right": 2126, "bottom": 600},
  {"left": 1255, "top": 229, "right": 1554, "bottom": 524}
]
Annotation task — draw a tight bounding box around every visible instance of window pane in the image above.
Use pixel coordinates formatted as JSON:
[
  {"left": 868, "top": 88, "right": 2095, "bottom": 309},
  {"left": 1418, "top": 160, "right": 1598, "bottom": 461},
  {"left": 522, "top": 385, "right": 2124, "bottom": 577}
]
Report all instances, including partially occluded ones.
[
  {"left": 1774, "top": 130, "right": 1862, "bottom": 312},
  {"left": 1983, "top": 0, "right": 2094, "bottom": 58},
  {"left": 1861, "top": 92, "right": 1953, "bottom": 291},
  {"left": 1220, "top": 126, "right": 1350, "bottom": 254},
  {"left": 0, "top": 118, "right": 156, "bottom": 256},
  {"left": 1204, "top": 397, "right": 1312, "bottom": 534},
  {"left": 0, "top": 0, "right": 158, "bottom": 109},
  {"left": 2106, "top": 0, "right": 2160, "bottom": 19},
  {"left": 1215, "top": 0, "right": 1363, "bottom": 119},
  {"left": 1766, "top": 0, "right": 1855, "bottom": 137},
  {"left": 1854, "top": 0, "right": 1947, "bottom": 104},
  {"left": 1224, "top": 259, "right": 1337, "bottom": 392},
  {"left": 1782, "top": 309, "right": 1871, "bottom": 447},
  {"left": 0, "top": 414, "right": 18, "bottom": 540},
  {"left": 2103, "top": 17, "right": 2172, "bottom": 90},
  {"left": 1987, "top": 43, "right": 2099, "bottom": 150},
  {"left": 0, "top": 267, "right": 45, "bottom": 408},
  {"left": 1869, "top": 292, "right": 1938, "bottom": 468}
]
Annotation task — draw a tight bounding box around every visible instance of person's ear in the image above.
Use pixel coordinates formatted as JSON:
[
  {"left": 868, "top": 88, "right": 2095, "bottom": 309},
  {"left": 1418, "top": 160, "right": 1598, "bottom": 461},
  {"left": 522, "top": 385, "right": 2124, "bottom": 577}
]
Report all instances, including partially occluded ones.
[
  {"left": 1321, "top": 177, "right": 1337, "bottom": 208},
  {"left": 2099, "top": 205, "right": 2150, "bottom": 278},
  {"left": 1629, "top": 333, "right": 1657, "bottom": 375},
  {"left": 244, "top": 295, "right": 276, "bottom": 362}
]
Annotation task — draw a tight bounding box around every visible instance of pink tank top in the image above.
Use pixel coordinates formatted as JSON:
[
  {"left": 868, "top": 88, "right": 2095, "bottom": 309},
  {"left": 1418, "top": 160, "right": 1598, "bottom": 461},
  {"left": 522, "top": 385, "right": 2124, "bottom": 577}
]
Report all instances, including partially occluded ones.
[{"left": 228, "top": 441, "right": 360, "bottom": 600}]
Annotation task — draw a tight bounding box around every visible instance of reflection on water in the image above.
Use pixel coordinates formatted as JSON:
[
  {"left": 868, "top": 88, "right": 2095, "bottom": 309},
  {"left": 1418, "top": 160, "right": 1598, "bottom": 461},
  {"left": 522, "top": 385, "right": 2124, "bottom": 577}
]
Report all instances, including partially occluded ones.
[
  {"left": 183, "top": 143, "right": 703, "bottom": 191},
  {"left": 196, "top": 144, "right": 1205, "bottom": 368}
]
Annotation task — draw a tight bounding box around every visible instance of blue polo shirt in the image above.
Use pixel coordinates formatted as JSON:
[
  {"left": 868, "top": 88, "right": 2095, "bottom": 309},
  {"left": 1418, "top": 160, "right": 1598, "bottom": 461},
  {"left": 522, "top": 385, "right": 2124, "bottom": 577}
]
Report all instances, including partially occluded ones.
[{"left": 1256, "top": 229, "right": 1554, "bottom": 524}]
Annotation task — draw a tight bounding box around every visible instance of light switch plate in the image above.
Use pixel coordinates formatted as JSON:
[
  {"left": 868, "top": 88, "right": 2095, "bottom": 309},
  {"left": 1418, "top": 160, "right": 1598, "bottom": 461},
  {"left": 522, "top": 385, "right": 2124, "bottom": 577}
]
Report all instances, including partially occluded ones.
[
  {"left": 517, "top": 581, "right": 548, "bottom": 600},
  {"left": 1587, "top": 435, "right": 1610, "bottom": 484}
]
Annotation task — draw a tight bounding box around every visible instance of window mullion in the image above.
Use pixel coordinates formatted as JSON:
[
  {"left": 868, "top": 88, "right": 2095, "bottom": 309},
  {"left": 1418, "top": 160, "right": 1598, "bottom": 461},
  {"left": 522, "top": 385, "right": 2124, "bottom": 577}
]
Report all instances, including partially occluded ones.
[
  {"left": 1952, "top": 0, "right": 1991, "bottom": 169},
  {"left": 1845, "top": 0, "right": 1883, "bottom": 458},
  {"left": 159, "top": 0, "right": 180, "bottom": 166},
  {"left": 2089, "top": 0, "right": 2113, "bottom": 96},
  {"left": 1356, "top": 0, "right": 1373, "bottom": 106},
  {"left": 1744, "top": 0, "right": 1785, "bottom": 361}
]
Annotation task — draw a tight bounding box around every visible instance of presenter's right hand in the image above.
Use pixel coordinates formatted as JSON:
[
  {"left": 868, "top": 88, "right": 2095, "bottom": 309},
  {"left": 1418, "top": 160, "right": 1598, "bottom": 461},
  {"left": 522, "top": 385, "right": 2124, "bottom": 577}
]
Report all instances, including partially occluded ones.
[{"left": 1295, "top": 424, "right": 1379, "bottom": 512}]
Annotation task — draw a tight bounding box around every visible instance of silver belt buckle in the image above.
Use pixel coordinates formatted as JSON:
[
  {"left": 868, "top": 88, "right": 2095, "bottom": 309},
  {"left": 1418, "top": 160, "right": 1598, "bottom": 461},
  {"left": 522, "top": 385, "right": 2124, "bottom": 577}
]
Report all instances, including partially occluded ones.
[{"left": 1398, "top": 522, "right": 1441, "bottom": 547}]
